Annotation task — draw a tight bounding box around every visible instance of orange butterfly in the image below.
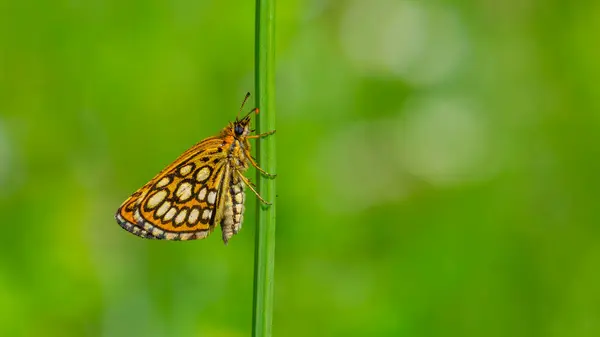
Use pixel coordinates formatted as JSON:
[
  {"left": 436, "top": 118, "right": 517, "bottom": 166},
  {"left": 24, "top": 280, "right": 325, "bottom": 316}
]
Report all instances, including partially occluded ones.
[{"left": 115, "top": 93, "right": 275, "bottom": 244}]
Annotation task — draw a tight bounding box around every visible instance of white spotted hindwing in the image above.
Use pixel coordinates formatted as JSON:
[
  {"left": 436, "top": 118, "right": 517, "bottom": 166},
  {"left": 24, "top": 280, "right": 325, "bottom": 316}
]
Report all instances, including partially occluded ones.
[{"left": 115, "top": 137, "right": 231, "bottom": 241}]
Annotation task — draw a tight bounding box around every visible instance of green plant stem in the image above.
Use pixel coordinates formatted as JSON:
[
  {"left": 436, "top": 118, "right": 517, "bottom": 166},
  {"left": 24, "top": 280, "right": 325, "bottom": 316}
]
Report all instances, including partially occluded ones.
[{"left": 252, "top": 0, "right": 276, "bottom": 336}]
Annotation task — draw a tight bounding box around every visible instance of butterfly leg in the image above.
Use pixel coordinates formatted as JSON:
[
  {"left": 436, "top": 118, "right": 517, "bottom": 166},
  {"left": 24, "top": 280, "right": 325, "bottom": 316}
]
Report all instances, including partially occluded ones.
[
  {"left": 243, "top": 148, "right": 277, "bottom": 178},
  {"left": 246, "top": 129, "right": 276, "bottom": 139},
  {"left": 235, "top": 171, "right": 272, "bottom": 205}
]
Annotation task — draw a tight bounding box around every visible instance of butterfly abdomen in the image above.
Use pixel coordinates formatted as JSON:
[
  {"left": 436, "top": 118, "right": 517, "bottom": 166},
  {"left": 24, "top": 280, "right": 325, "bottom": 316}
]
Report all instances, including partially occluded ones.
[{"left": 221, "top": 177, "right": 245, "bottom": 244}]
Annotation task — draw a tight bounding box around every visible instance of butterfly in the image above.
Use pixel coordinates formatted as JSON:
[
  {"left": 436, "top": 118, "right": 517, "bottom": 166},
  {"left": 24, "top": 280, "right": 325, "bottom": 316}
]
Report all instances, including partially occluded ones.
[{"left": 115, "top": 92, "right": 275, "bottom": 244}]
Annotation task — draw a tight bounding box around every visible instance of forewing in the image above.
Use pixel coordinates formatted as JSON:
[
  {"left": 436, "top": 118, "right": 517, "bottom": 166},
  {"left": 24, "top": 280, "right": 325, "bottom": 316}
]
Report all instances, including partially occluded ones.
[{"left": 115, "top": 137, "right": 231, "bottom": 240}]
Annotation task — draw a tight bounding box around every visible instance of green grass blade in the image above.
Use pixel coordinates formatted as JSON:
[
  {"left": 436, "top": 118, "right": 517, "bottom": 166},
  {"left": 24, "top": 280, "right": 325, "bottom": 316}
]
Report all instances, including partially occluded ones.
[{"left": 252, "top": 0, "right": 276, "bottom": 336}]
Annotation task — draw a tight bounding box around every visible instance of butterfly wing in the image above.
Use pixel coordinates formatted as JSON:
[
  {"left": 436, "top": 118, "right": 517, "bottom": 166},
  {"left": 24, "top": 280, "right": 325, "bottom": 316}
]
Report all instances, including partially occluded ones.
[{"left": 115, "top": 136, "right": 232, "bottom": 240}]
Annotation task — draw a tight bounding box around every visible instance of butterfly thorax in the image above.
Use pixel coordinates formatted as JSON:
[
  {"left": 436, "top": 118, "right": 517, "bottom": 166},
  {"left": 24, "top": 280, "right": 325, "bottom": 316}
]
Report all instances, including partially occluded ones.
[{"left": 220, "top": 121, "right": 252, "bottom": 170}]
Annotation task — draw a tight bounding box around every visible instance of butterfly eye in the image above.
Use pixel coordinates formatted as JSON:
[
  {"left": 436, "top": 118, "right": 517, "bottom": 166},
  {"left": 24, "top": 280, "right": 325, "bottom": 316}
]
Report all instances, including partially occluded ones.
[{"left": 234, "top": 124, "right": 244, "bottom": 136}]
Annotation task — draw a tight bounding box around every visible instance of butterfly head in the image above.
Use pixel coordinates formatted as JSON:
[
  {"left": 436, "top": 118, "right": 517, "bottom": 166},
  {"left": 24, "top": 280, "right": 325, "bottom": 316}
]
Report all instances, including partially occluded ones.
[
  {"left": 233, "top": 109, "right": 258, "bottom": 137},
  {"left": 231, "top": 92, "right": 259, "bottom": 138}
]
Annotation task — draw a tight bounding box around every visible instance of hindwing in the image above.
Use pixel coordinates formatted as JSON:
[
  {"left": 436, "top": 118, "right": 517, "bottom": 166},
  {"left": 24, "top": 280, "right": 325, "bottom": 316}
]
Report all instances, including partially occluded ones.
[{"left": 115, "top": 137, "right": 231, "bottom": 240}]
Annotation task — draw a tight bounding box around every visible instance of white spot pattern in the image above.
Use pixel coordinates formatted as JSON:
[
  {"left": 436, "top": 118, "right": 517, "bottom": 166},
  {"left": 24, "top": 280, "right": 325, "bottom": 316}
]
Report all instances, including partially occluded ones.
[
  {"left": 202, "top": 209, "right": 212, "bottom": 220},
  {"left": 174, "top": 209, "right": 188, "bottom": 225},
  {"left": 164, "top": 207, "right": 177, "bottom": 221},
  {"left": 156, "top": 176, "right": 171, "bottom": 188},
  {"left": 179, "top": 164, "right": 194, "bottom": 176},
  {"left": 147, "top": 190, "right": 167, "bottom": 209},
  {"left": 196, "top": 166, "right": 211, "bottom": 182},
  {"left": 188, "top": 208, "right": 200, "bottom": 224},
  {"left": 175, "top": 182, "right": 193, "bottom": 201},
  {"left": 207, "top": 191, "right": 217, "bottom": 205},
  {"left": 197, "top": 187, "right": 207, "bottom": 201},
  {"left": 156, "top": 201, "right": 171, "bottom": 217}
]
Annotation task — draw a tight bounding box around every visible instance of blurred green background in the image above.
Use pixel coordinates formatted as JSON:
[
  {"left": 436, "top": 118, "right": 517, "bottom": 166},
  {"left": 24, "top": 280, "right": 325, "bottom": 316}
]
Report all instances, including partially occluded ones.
[{"left": 1, "top": 0, "right": 599, "bottom": 336}]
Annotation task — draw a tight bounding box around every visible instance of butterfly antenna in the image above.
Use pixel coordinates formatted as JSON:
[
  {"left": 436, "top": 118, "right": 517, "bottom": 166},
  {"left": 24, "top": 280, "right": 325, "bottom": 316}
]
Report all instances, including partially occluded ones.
[
  {"left": 242, "top": 107, "right": 260, "bottom": 121},
  {"left": 237, "top": 92, "right": 251, "bottom": 121}
]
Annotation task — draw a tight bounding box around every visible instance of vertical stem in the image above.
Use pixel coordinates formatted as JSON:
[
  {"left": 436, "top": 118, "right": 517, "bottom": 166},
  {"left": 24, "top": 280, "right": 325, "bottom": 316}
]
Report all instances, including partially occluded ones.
[{"left": 252, "top": 0, "right": 276, "bottom": 336}]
